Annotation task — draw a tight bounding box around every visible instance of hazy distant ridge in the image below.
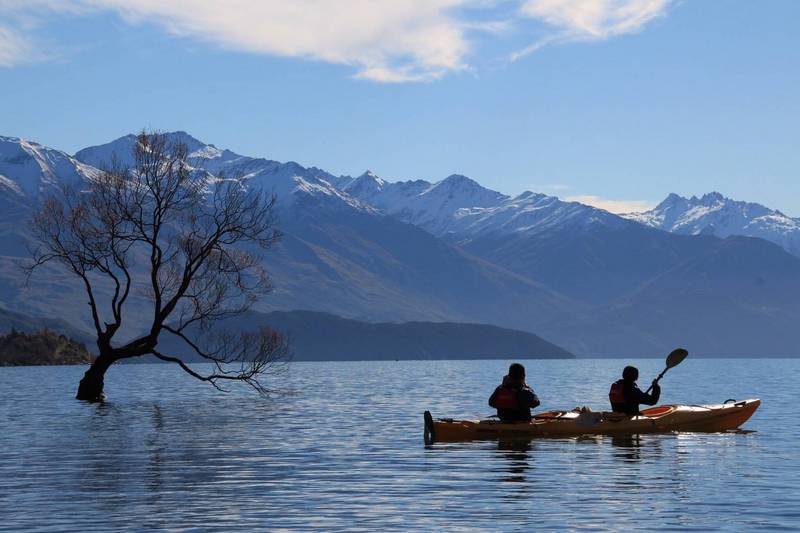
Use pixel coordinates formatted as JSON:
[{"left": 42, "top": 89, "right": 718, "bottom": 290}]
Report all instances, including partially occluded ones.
[{"left": 155, "top": 310, "right": 574, "bottom": 361}]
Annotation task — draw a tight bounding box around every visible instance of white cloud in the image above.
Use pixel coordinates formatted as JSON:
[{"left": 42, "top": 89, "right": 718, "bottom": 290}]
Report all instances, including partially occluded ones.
[
  {"left": 0, "top": 0, "right": 675, "bottom": 80},
  {"left": 87, "top": 0, "right": 471, "bottom": 82},
  {"left": 0, "top": 0, "right": 474, "bottom": 80},
  {"left": 0, "top": 26, "right": 32, "bottom": 67},
  {"left": 521, "top": 0, "right": 671, "bottom": 37},
  {"left": 565, "top": 194, "right": 655, "bottom": 214},
  {"left": 0, "top": 0, "right": 91, "bottom": 65},
  {"left": 513, "top": 0, "right": 672, "bottom": 60}
]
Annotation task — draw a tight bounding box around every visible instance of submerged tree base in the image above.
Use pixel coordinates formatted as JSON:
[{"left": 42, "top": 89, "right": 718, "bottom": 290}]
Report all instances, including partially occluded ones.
[
  {"left": 76, "top": 381, "right": 106, "bottom": 402},
  {"left": 76, "top": 356, "right": 113, "bottom": 401}
]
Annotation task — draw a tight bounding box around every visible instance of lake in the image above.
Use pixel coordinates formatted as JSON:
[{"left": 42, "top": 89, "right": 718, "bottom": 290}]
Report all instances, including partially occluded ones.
[{"left": 0, "top": 358, "right": 797, "bottom": 531}]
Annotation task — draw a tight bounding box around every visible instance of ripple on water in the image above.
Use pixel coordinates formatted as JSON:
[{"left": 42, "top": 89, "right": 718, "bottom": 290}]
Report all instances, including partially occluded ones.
[{"left": 0, "top": 359, "right": 797, "bottom": 532}]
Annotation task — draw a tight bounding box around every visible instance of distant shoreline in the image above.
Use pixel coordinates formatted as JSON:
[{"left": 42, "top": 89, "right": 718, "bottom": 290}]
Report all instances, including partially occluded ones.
[
  {"left": 1, "top": 354, "right": 793, "bottom": 369},
  {"left": 0, "top": 330, "right": 93, "bottom": 367}
]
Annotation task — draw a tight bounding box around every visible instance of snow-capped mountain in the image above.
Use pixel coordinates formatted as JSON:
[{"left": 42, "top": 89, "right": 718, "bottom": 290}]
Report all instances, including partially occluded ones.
[
  {"left": 342, "top": 169, "right": 627, "bottom": 241},
  {"left": 74, "top": 132, "right": 625, "bottom": 241},
  {"left": 447, "top": 190, "right": 630, "bottom": 239},
  {"left": 0, "top": 135, "right": 98, "bottom": 200},
  {"left": 75, "top": 131, "right": 209, "bottom": 169},
  {"left": 75, "top": 132, "right": 371, "bottom": 213},
  {"left": 344, "top": 172, "right": 508, "bottom": 235},
  {"left": 624, "top": 192, "right": 800, "bottom": 256}
]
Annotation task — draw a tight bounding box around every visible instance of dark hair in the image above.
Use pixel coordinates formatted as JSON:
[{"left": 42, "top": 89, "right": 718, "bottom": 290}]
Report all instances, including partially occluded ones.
[
  {"left": 622, "top": 366, "right": 639, "bottom": 381},
  {"left": 508, "top": 363, "right": 526, "bottom": 380}
]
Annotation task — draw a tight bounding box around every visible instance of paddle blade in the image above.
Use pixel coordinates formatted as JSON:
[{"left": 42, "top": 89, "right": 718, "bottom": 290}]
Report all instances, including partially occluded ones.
[{"left": 666, "top": 348, "right": 689, "bottom": 369}]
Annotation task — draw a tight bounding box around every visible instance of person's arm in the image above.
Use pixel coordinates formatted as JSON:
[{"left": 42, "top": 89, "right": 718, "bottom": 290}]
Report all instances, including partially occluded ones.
[
  {"left": 489, "top": 386, "right": 499, "bottom": 408},
  {"left": 521, "top": 388, "right": 540, "bottom": 409},
  {"left": 648, "top": 382, "right": 661, "bottom": 405},
  {"left": 635, "top": 383, "right": 660, "bottom": 406}
]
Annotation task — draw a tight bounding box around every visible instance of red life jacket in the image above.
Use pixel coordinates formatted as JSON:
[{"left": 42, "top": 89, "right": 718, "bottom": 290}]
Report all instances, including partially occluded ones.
[
  {"left": 493, "top": 386, "right": 520, "bottom": 409},
  {"left": 609, "top": 380, "right": 626, "bottom": 404}
]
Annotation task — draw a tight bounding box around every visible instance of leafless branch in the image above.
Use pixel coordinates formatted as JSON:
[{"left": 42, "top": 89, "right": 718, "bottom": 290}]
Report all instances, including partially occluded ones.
[{"left": 27, "top": 130, "right": 285, "bottom": 399}]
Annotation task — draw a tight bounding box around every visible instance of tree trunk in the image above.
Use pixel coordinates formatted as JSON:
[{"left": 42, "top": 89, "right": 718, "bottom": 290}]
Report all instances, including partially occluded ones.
[{"left": 76, "top": 353, "right": 116, "bottom": 401}]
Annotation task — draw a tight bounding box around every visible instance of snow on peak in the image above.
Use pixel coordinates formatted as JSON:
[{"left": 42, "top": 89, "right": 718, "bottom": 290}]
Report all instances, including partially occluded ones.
[
  {"left": 699, "top": 191, "right": 725, "bottom": 204},
  {"left": 341, "top": 169, "right": 635, "bottom": 238},
  {"left": 360, "top": 170, "right": 381, "bottom": 180},
  {"left": 18, "top": 129, "right": 800, "bottom": 260},
  {"left": 430, "top": 174, "right": 502, "bottom": 199},
  {"left": 189, "top": 144, "right": 224, "bottom": 160},
  {"left": 76, "top": 131, "right": 220, "bottom": 170},
  {"left": 240, "top": 167, "right": 374, "bottom": 213},
  {"left": 73, "top": 132, "right": 374, "bottom": 214},
  {"left": 448, "top": 191, "right": 623, "bottom": 238},
  {"left": 676, "top": 191, "right": 727, "bottom": 208},
  {"left": 515, "top": 190, "right": 550, "bottom": 202},
  {"left": 438, "top": 174, "right": 476, "bottom": 187},
  {"left": 0, "top": 135, "right": 98, "bottom": 198},
  {"left": 345, "top": 171, "right": 387, "bottom": 194},
  {"left": 163, "top": 131, "right": 207, "bottom": 153},
  {"left": 342, "top": 171, "right": 509, "bottom": 235},
  {"left": 623, "top": 192, "right": 800, "bottom": 256},
  {"left": 653, "top": 192, "right": 685, "bottom": 210}
]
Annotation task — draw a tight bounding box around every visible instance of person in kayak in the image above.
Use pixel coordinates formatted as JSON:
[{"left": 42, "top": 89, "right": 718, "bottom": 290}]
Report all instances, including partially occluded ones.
[
  {"left": 609, "top": 366, "right": 660, "bottom": 416},
  {"left": 489, "top": 363, "right": 540, "bottom": 422}
]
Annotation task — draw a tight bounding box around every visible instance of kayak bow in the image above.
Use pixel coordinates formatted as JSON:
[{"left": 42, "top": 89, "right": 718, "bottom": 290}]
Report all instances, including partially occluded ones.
[{"left": 424, "top": 399, "right": 760, "bottom": 443}]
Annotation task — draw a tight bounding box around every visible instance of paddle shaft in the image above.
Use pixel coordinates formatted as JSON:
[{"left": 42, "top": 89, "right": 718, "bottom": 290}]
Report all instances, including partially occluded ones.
[
  {"left": 645, "top": 367, "right": 669, "bottom": 394},
  {"left": 644, "top": 348, "right": 688, "bottom": 394}
]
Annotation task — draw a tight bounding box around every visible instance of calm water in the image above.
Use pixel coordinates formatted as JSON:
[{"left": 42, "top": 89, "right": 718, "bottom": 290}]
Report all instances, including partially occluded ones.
[{"left": 0, "top": 358, "right": 797, "bottom": 532}]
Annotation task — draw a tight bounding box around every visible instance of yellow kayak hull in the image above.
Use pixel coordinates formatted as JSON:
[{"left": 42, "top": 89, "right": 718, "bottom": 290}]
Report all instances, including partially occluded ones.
[{"left": 424, "top": 399, "right": 760, "bottom": 443}]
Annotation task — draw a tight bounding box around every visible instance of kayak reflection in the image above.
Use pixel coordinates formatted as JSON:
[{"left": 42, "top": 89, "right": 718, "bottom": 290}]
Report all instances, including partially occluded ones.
[
  {"left": 496, "top": 439, "right": 534, "bottom": 486},
  {"left": 611, "top": 435, "right": 643, "bottom": 462}
]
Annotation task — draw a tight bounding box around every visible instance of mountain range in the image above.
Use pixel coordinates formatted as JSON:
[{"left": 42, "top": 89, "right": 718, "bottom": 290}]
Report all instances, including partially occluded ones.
[
  {"left": 1, "top": 131, "right": 799, "bottom": 357},
  {"left": 624, "top": 192, "right": 800, "bottom": 256}
]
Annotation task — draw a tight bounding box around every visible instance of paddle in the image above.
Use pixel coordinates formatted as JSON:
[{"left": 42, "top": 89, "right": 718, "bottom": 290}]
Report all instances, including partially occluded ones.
[{"left": 645, "top": 348, "right": 688, "bottom": 394}]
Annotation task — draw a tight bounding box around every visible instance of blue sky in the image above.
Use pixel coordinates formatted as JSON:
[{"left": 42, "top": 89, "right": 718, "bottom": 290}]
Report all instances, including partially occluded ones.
[{"left": 0, "top": 0, "right": 798, "bottom": 214}]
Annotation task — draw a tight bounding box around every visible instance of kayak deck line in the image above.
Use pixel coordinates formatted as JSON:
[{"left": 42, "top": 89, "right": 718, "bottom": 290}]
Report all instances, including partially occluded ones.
[{"left": 424, "top": 399, "right": 760, "bottom": 443}]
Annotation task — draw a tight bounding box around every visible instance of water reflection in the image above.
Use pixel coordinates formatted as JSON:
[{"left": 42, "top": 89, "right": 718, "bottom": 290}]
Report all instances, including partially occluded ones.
[
  {"left": 496, "top": 439, "right": 534, "bottom": 484},
  {"left": 610, "top": 435, "right": 643, "bottom": 462},
  {"left": 146, "top": 404, "right": 165, "bottom": 509}
]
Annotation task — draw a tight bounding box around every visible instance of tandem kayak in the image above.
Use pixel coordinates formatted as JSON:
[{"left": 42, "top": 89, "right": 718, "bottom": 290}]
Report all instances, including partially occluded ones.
[{"left": 424, "top": 399, "right": 760, "bottom": 443}]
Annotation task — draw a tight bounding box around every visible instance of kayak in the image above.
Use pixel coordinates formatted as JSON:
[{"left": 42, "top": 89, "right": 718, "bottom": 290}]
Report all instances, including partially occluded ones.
[{"left": 424, "top": 399, "right": 760, "bottom": 443}]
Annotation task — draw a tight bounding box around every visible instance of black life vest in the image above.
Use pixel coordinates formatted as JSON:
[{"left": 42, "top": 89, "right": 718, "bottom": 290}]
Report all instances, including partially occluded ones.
[
  {"left": 609, "top": 380, "right": 626, "bottom": 404},
  {"left": 493, "top": 386, "right": 520, "bottom": 409}
]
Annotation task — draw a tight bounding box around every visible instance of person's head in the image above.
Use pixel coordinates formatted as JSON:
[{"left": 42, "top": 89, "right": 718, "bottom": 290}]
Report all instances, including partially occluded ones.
[
  {"left": 508, "top": 363, "right": 526, "bottom": 382},
  {"left": 622, "top": 366, "right": 639, "bottom": 382}
]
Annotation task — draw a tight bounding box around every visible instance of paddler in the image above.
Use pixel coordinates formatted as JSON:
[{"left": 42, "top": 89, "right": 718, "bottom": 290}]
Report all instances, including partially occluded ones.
[
  {"left": 489, "top": 363, "right": 540, "bottom": 422},
  {"left": 609, "top": 366, "right": 661, "bottom": 416}
]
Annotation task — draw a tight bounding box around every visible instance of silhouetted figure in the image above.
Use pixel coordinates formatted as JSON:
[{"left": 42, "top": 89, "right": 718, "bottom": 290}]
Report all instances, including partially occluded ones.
[
  {"left": 609, "top": 365, "right": 660, "bottom": 416},
  {"left": 489, "top": 363, "right": 540, "bottom": 422}
]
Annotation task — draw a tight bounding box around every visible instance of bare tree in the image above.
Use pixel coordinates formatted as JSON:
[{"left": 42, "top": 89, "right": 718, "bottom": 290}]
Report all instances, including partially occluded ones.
[{"left": 27, "top": 131, "right": 286, "bottom": 400}]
